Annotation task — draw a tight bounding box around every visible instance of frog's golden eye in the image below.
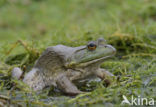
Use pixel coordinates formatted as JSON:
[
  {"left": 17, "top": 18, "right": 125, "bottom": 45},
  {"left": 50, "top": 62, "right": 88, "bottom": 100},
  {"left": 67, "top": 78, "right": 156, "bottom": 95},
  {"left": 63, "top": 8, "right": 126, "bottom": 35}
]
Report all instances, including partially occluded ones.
[{"left": 87, "top": 42, "right": 97, "bottom": 51}]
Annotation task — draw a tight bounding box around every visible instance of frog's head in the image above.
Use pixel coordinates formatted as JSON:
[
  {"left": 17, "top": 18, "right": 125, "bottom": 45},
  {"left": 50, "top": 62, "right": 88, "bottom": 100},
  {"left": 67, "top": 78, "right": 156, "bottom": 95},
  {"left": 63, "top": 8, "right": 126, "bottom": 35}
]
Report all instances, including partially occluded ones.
[{"left": 66, "top": 38, "right": 116, "bottom": 68}]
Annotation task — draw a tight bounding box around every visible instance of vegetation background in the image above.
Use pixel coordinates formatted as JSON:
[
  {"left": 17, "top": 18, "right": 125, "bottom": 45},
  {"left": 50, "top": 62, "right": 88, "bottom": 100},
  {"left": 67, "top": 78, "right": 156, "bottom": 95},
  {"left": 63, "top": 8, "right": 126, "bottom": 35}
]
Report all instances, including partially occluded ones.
[{"left": 0, "top": 0, "right": 156, "bottom": 106}]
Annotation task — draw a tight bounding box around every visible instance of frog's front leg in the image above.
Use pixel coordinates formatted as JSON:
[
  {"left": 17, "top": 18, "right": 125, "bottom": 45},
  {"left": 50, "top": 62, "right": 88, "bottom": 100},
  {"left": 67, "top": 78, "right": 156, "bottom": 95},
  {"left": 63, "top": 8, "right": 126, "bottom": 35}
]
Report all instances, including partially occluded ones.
[
  {"left": 56, "top": 74, "right": 82, "bottom": 96},
  {"left": 95, "top": 68, "right": 114, "bottom": 86}
]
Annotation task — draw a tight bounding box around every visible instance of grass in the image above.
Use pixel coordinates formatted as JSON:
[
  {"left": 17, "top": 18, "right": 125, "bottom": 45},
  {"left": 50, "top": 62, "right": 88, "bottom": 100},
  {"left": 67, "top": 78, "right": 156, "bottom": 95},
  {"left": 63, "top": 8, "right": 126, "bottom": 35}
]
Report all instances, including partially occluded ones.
[{"left": 0, "top": 0, "right": 156, "bottom": 106}]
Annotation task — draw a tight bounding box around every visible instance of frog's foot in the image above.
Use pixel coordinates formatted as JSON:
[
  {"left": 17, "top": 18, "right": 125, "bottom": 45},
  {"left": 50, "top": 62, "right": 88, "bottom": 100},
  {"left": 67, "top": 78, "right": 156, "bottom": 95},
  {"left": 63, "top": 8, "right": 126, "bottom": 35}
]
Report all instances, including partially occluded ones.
[
  {"left": 96, "top": 68, "right": 115, "bottom": 86},
  {"left": 56, "top": 74, "right": 82, "bottom": 96}
]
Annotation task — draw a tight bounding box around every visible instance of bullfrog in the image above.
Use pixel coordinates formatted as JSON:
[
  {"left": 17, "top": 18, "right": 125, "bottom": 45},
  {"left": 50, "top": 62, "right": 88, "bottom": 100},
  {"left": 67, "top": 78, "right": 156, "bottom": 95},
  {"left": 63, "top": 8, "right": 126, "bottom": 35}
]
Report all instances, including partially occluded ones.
[{"left": 12, "top": 38, "right": 116, "bottom": 95}]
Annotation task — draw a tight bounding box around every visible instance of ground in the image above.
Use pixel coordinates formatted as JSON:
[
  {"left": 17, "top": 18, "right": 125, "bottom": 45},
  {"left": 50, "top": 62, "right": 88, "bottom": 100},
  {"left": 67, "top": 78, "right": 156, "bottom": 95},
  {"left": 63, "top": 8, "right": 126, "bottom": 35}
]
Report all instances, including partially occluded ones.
[{"left": 0, "top": 0, "right": 156, "bottom": 106}]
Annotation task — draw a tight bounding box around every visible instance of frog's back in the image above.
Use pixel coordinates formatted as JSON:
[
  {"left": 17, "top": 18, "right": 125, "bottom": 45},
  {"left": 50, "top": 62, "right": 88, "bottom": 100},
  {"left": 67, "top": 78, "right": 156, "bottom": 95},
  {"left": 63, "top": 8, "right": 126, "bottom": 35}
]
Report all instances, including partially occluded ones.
[{"left": 34, "top": 45, "right": 74, "bottom": 73}]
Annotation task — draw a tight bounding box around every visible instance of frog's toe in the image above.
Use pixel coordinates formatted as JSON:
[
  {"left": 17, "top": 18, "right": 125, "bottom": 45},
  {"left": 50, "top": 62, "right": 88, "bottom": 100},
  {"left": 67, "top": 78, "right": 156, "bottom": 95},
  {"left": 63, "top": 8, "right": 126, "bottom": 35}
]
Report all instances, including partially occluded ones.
[{"left": 65, "top": 90, "right": 83, "bottom": 96}]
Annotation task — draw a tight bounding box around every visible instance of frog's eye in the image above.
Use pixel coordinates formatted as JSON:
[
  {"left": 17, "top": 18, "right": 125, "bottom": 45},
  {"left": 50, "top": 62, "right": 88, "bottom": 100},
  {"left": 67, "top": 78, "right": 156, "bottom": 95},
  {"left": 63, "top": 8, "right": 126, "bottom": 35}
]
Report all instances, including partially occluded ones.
[{"left": 87, "top": 42, "right": 97, "bottom": 51}]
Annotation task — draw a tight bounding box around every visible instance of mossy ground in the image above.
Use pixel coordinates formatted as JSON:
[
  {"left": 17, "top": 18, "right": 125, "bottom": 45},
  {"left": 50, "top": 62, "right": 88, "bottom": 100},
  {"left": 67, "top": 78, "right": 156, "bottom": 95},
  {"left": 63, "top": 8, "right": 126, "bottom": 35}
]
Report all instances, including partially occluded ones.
[{"left": 0, "top": 0, "right": 156, "bottom": 106}]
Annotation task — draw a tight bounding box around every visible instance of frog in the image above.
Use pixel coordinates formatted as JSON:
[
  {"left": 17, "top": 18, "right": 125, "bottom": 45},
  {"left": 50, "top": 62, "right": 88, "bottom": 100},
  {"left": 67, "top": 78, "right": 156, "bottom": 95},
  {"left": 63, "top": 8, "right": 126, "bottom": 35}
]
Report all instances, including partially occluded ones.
[{"left": 12, "top": 38, "right": 116, "bottom": 95}]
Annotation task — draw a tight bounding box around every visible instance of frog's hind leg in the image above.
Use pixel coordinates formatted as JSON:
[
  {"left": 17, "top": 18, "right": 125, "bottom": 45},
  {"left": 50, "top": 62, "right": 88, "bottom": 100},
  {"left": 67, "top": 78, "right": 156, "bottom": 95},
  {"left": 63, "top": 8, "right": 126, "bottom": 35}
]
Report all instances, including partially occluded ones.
[
  {"left": 95, "top": 68, "right": 115, "bottom": 86},
  {"left": 23, "top": 68, "right": 46, "bottom": 91},
  {"left": 12, "top": 67, "right": 46, "bottom": 91},
  {"left": 56, "top": 74, "right": 82, "bottom": 96}
]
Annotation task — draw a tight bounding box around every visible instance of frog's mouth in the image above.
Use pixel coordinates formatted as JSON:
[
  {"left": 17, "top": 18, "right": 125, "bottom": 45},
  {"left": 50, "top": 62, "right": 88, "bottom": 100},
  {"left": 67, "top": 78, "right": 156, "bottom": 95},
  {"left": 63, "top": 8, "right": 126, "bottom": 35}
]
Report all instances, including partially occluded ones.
[
  {"left": 75, "top": 54, "right": 115, "bottom": 67},
  {"left": 65, "top": 54, "right": 115, "bottom": 68}
]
